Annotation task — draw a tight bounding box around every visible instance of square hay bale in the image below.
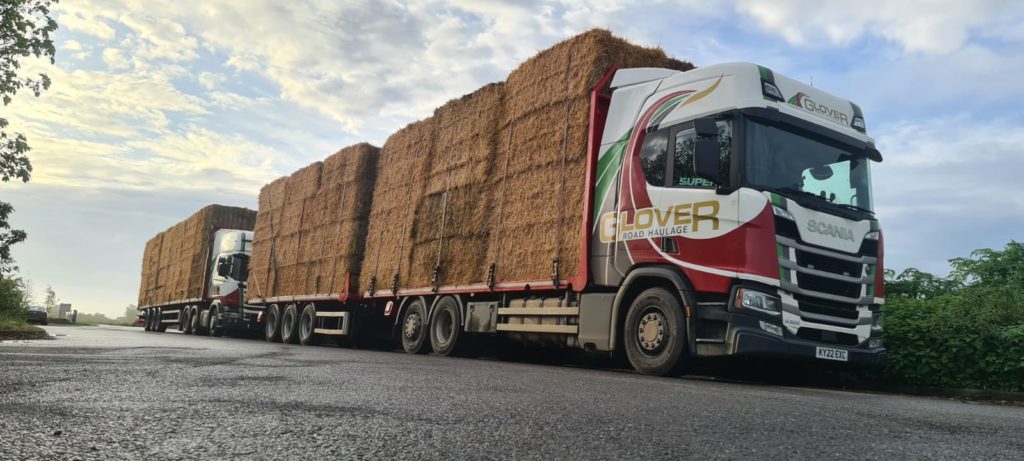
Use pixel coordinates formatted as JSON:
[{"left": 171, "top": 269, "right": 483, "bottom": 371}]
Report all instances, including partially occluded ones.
[{"left": 359, "top": 120, "right": 434, "bottom": 293}]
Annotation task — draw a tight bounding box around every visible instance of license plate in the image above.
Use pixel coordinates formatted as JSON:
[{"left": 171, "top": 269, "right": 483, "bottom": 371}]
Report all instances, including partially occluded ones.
[{"left": 815, "top": 346, "right": 848, "bottom": 362}]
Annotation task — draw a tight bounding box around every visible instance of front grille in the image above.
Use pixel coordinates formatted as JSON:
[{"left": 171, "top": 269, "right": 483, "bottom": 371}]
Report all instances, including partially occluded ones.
[
  {"left": 796, "top": 328, "right": 859, "bottom": 346},
  {"left": 796, "top": 295, "right": 859, "bottom": 320},
  {"left": 795, "top": 250, "right": 861, "bottom": 277},
  {"left": 860, "top": 238, "right": 879, "bottom": 257},
  {"left": 796, "top": 272, "right": 861, "bottom": 298}
]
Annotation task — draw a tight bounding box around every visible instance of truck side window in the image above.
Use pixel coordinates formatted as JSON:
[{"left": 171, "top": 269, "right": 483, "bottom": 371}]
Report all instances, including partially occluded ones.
[
  {"left": 639, "top": 128, "right": 670, "bottom": 186},
  {"left": 673, "top": 121, "right": 731, "bottom": 188}
]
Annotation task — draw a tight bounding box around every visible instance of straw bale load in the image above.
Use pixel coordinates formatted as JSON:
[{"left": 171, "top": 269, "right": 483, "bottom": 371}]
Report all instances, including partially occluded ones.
[
  {"left": 247, "top": 143, "right": 379, "bottom": 299},
  {"left": 137, "top": 205, "right": 256, "bottom": 307},
  {"left": 359, "top": 29, "right": 693, "bottom": 294}
]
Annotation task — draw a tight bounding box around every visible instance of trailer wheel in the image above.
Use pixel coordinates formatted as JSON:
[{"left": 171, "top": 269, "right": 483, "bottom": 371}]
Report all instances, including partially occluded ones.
[
  {"left": 143, "top": 309, "right": 152, "bottom": 331},
  {"left": 400, "top": 299, "right": 429, "bottom": 354},
  {"left": 623, "top": 287, "right": 687, "bottom": 376},
  {"left": 181, "top": 307, "right": 193, "bottom": 334},
  {"left": 264, "top": 304, "right": 282, "bottom": 342},
  {"left": 429, "top": 296, "right": 464, "bottom": 357},
  {"left": 298, "top": 304, "right": 317, "bottom": 346},
  {"left": 154, "top": 308, "right": 167, "bottom": 332},
  {"left": 280, "top": 304, "right": 300, "bottom": 344},
  {"left": 208, "top": 306, "right": 223, "bottom": 337}
]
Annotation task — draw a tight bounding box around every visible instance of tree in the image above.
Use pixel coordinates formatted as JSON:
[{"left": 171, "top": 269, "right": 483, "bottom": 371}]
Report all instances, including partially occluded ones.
[
  {"left": 0, "top": 0, "right": 59, "bottom": 274},
  {"left": 43, "top": 284, "right": 55, "bottom": 316},
  {"left": 120, "top": 304, "right": 138, "bottom": 323}
]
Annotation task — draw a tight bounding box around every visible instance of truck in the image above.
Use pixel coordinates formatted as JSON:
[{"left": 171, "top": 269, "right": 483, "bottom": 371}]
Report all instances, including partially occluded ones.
[
  {"left": 138, "top": 205, "right": 260, "bottom": 336},
  {"left": 242, "top": 30, "right": 886, "bottom": 375}
]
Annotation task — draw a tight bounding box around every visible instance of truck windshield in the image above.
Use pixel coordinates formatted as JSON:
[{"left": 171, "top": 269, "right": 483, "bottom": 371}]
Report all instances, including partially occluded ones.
[{"left": 744, "top": 119, "right": 874, "bottom": 213}]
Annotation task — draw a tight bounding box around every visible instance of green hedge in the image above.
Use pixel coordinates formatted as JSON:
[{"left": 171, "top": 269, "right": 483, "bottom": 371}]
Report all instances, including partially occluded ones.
[{"left": 882, "top": 242, "right": 1024, "bottom": 392}]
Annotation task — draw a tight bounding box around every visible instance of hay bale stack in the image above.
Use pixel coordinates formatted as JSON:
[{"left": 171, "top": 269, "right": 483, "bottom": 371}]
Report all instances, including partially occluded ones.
[
  {"left": 359, "top": 29, "right": 693, "bottom": 293},
  {"left": 248, "top": 144, "right": 379, "bottom": 299},
  {"left": 137, "top": 205, "right": 257, "bottom": 307},
  {"left": 488, "top": 29, "right": 693, "bottom": 282},
  {"left": 407, "top": 83, "right": 504, "bottom": 288},
  {"left": 359, "top": 121, "right": 435, "bottom": 294}
]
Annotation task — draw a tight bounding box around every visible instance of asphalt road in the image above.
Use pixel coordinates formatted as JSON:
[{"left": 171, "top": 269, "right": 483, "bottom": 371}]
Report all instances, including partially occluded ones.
[{"left": 1, "top": 325, "right": 1022, "bottom": 460}]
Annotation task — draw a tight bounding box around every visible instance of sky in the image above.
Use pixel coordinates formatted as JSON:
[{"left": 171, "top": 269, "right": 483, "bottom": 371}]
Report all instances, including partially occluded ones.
[{"left": 4, "top": 0, "right": 1023, "bottom": 316}]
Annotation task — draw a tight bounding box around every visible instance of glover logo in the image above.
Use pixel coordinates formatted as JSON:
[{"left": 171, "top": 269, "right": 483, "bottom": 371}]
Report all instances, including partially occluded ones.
[
  {"left": 807, "top": 219, "right": 854, "bottom": 241},
  {"left": 788, "top": 92, "right": 849, "bottom": 126}
]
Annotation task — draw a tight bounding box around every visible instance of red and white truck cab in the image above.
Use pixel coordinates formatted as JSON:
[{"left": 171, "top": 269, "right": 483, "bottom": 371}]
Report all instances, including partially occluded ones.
[{"left": 591, "top": 62, "right": 884, "bottom": 370}]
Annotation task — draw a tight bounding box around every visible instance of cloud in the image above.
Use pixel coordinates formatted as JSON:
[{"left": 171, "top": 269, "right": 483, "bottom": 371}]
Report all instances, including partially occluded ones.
[
  {"left": 872, "top": 115, "right": 1024, "bottom": 273},
  {"left": 101, "top": 48, "right": 128, "bottom": 69},
  {"left": 198, "top": 71, "right": 226, "bottom": 90},
  {"left": 734, "top": 0, "right": 1020, "bottom": 54}
]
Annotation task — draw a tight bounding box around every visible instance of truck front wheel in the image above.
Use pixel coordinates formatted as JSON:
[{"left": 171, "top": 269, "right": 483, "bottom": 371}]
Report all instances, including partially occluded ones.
[
  {"left": 280, "top": 304, "right": 300, "bottom": 344},
  {"left": 208, "top": 307, "right": 223, "bottom": 337},
  {"left": 623, "top": 287, "right": 687, "bottom": 376}
]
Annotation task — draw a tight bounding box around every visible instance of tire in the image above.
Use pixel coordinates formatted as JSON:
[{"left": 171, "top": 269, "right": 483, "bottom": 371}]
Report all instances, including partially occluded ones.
[
  {"left": 400, "top": 298, "right": 429, "bottom": 354},
  {"left": 623, "top": 287, "right": 687, "bottom": 376},
  {"left": 192, "top": 307, "right": 207, "bottom": 335},
  {"left": 144, "top": 309, "right": 152, "bottom": 331},
  {"left": 181, "top": 307, "right": 193, "bottom": 334},
  {"left": 264, "top": 304, "right": 281, "bottom": 342},
  {"left": 154, "top": 309, "right": 167, "bottom": 332},
  {"left": 280, "top": 304, "right": 300, "bottom": 344},
  {"left": 298, "top": 304, "right": 317, "bottom": 346},
  {"left": 208, "top": 307, "right": 223, "bottom": 337},
  {"left": 428, "top": 296, "right": 464, "bottom": 357}
]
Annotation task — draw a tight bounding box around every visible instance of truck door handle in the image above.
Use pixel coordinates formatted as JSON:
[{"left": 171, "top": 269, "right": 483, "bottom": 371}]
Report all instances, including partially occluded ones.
[{"left": 661, "top": 237, "right": 678, "bottom": 254}]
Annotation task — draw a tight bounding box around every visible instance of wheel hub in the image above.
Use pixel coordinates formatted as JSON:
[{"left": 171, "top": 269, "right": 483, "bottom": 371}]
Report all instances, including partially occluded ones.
[
  {"left": 638, "top": 311, "right": 666, "bottom": 352},
  {"left": 404, "top": 313, "right": 421, "bottom": 339}
]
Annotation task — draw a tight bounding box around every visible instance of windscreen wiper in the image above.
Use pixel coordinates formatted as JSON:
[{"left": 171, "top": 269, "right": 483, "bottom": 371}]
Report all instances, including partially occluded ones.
[{"left": 832, "top": 203, "right": 875, "bottom": 215}]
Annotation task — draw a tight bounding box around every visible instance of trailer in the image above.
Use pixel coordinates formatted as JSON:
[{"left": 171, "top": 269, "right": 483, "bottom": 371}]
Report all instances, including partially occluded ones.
[
  {"left": 138, "top": 205, "right": 260, "bottom": 336},
  {"left": 250, "top": 31, "right": 886, "bottom": 375}
]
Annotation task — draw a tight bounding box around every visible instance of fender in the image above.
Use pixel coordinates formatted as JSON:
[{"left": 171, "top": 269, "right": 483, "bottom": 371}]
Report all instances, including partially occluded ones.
[
  {"left": 392, "top": 296, "right": 430, "bottom": 335},
  {"left": 429, "top": 294, "right": 465, "bottom": 326},
  {"left": 609, "top": 265, "right": 697, "bottom": 355}
]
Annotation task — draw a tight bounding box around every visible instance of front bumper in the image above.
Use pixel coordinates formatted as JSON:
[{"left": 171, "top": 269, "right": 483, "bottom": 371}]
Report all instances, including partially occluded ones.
[{"left": 726, "top": 312, "right": 885, "bottom": 368}]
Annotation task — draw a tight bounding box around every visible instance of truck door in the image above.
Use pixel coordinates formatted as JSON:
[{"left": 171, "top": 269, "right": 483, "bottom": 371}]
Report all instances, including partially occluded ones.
[{"left": 613, "top": 115, "right": 740, "bottom": 290}]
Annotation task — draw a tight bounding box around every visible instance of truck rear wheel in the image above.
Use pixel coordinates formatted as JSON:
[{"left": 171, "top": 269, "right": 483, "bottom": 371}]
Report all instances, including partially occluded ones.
[
  {"left": 429, "top": 296, "right": 464, "bottom": 357},
  {"left": 191, "top": 307, "right": 206, "bottom": 335},
  {"left": 623, "top": 287, "right": 687, "bottom": 376},
  {"left": 181, "top": 307, "right": 193, "bottom": 334},
  {"left": 154, "top": 309, "right": 167, "bottom": 332},
  {"left": 264, "top": 304, "right": 282, "bottom": 342},
  {"left": 400, "top": 299, "right": 429, "bottom": 354},
  {"left": 280, "top": 304, "right": 300, "bottom": 344},
  {"left": 298, "top": 304, "right": 317, "bottom": 346}
]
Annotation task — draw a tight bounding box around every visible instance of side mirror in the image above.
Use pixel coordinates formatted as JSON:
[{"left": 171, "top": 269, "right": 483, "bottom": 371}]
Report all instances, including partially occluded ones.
[
  {"left": 693, "top": 139, "right": 721, "bottom": 184},
  {"left": 694, "top": 117, "right": 718, "bottom": 138},
  {"left": 693, "top": 117, "right": 721, "bottom": 184},
  {"left": 216, "top": 259, "right": 230, "bottom": 277}
]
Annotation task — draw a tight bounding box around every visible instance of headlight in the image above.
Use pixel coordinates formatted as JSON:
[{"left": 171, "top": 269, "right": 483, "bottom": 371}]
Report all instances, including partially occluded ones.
[
  {"left": 864, "top": 231, "right": 880, "bottom": 240},
  {"left": 772, "top": 205, "right": 795, "bottom": 221},
  {"left": 872, "top": 311, "right": 884, "bottom": 331},
  {"left": 736, "top": 288, "right": 781, "bottom": 315}
]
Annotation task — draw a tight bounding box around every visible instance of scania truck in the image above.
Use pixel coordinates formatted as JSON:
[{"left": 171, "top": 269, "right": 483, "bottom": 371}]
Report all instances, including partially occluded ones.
[{"left": 254, "top": 61, "right": 885, "bottom": 375}]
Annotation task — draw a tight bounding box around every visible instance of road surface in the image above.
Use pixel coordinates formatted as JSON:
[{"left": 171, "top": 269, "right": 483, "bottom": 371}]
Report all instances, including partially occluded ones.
[{"left": 1, "top": 325, "right": 1022, "bottom": 460}]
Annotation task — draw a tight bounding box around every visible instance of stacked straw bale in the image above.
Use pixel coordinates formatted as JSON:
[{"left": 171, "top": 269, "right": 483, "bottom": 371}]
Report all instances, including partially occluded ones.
[
  {"left": 137, "top": 205, "right": 256, "bottom": 307},
  {"left": 360, "top": 29, "right": 693, "bottom": 293},
  {"left": 247, "top": 143, "right": 379, "bottom": 299}
]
